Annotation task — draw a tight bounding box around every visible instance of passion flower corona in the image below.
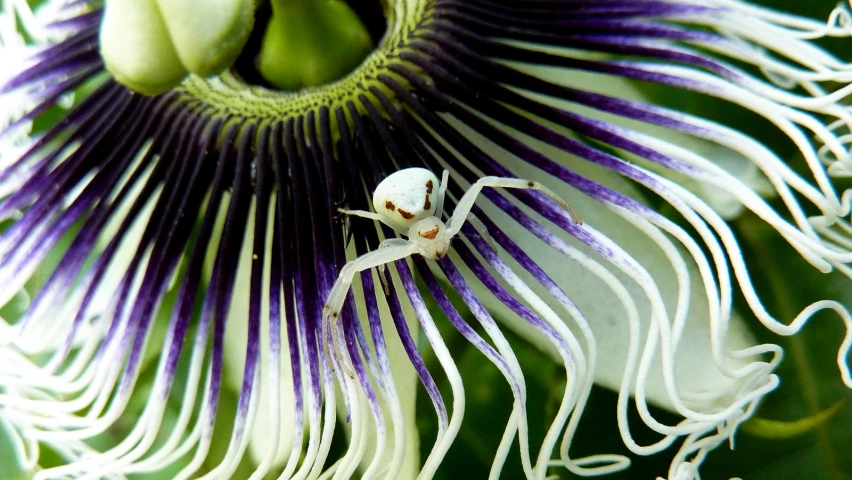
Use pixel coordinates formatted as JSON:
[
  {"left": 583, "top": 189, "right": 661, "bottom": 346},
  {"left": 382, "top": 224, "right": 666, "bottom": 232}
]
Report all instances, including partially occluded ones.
[{"left": 1, "top": 1, "right": 852, "bottom": 479}]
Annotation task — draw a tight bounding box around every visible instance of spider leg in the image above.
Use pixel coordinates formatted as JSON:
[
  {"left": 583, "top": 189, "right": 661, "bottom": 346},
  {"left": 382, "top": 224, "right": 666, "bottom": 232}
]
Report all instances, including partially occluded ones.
[
  {"left": 465, "top": 212, "right": 497, "bottom": 252},
  {"left": 323, "top": 242, "right": 419, "bottom": 376},
  {"left": 376, "top": 238, "right": 409, "bottom": 295},
  {"left": 343, "top": 215, "right": 354, "bottom": 249},
  {"left": 434, "top": 169, "right": 450, "bottom": 219},
  {"left": 523, "top": 179, "right": 582, "bottom": 224},
  {"left": 338, "top": 207, "right": 407, "bottom": 234},
  {"left": 379, "top": 272, "right": 391, "bottom": 296},
  {"left": 446, "top": 176, "right": 581, "bottom": 238},
  {"left": 338, "top": 208, "right": 385, "bottom": 222},
  {"left": 327, "top": 304, "right": 356, "bottom": 379}
]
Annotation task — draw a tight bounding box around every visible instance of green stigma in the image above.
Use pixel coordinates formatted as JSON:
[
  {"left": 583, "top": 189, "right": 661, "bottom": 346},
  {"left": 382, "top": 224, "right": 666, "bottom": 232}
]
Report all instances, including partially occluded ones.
[{"left": 257, "top": 0, "right": 373, "bottom": 91}]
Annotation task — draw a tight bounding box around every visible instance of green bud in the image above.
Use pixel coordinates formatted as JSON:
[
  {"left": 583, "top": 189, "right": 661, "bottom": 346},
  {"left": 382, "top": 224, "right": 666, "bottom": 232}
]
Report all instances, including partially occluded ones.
[
  {"left": 155, "top": 0, "right": 255, "bottom": 78},
  {"left": 100, "top": 0, "right": 256, "bottom": 95},
  {"left": 258, "top": 0, "right": 373, "bottom": 91},
  {"left": 100, "top": 0, "right": 188, "bottom": 96}
]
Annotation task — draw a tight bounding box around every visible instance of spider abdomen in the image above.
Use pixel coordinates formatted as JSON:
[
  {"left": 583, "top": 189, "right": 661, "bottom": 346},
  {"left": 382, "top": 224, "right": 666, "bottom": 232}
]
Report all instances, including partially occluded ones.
[{"left": 372, "top": 168, "right": 440, "bottom": 230}]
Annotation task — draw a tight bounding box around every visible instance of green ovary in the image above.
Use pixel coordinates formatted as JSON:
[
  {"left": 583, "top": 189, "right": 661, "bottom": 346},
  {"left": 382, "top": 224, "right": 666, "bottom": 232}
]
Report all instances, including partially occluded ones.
[{"left": 258, "top": 0, "right": 374, "bottom": 91}]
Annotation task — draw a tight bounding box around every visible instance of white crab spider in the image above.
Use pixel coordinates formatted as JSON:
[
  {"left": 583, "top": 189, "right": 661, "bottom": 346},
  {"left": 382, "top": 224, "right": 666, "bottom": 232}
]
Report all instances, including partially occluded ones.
[{"left": 322, "top": 167, "right": 580, "bottom": 371}]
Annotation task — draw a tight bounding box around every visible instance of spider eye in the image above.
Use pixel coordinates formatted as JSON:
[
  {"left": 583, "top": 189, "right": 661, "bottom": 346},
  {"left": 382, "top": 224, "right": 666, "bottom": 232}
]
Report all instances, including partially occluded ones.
[{"left": 373, "top": 168, "right": 440, "bottom": 229}]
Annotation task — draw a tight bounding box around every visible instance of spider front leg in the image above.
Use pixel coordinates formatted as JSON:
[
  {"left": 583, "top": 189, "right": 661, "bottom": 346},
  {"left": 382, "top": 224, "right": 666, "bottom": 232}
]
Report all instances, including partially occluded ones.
[
  {"left": 323, "top": 242, "right": 419, "bottom": 376},
  {"left": 465, "top": 213, "right": 498, "bottom": 252},
  {"left": 446, "top": 176, "right": 581, "bottom": 238},
  {"left": 375, "top": 238, "right": 410, "bottom": 295},
  {"left": 324, "top": 240, "right": 416, "bottom": 322}
]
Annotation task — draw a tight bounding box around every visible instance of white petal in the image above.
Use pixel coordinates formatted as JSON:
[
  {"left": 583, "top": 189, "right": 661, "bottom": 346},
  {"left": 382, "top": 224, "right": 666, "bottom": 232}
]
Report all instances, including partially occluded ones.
[
  {"left": 219, "top": 200, "right": 300, "bottom": 472},
  {"left": 525, "top": 66, "right": 775, "bottom": 220},
  {"left": 455, "top": 117, "right": 758, "bottom": 411},
  {"left": 338, "top": 265, "right": 421, "bottom": 480}
]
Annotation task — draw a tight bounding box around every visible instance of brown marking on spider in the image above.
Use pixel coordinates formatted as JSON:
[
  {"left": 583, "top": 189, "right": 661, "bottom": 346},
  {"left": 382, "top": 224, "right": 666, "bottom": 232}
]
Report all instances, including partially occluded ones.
[
  {"left": 423, "top": 179, "right": 435, "bottom": 210},
  {"left": 385, "top": 200, "right": 396, "bottom": 211},
  {"left": 419, "top": 226, "right": 440, "bottom": 240},
  {"left": 528, "top": 181, "right": 536, "bottom": 187},
  {"left": 398, "top": 209, "right": 415, "bottom": 219}
]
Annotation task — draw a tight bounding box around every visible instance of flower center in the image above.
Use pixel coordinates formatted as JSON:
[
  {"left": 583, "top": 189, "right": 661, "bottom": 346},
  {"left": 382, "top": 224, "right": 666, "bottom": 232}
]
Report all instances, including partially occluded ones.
[
  {"left": 243, "top": 0, "right": 383, "bottom": 91},
  {"left": 171, "top": 0, "right": 426, "bottom": 121},
  {"left": 99, "top": 0, "right": 393, "bottom": 96}
]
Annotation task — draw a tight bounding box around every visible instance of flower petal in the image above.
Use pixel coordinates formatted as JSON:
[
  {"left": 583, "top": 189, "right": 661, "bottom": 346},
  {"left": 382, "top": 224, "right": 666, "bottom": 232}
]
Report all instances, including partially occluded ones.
[{"left": 480, "top": 150, "right": 760, "bottom": 405}]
